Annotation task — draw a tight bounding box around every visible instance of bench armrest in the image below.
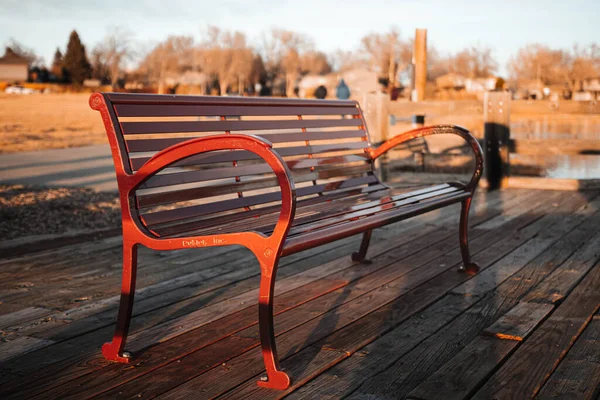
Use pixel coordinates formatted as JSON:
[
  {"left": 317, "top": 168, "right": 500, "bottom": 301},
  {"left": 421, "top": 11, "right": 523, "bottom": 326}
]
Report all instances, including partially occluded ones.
[
  {"left": 370, "top": 124, "right": 483, "bottom": 191},
  {"left": 121, "top": 134, "right": 297, "bottom": 246}
]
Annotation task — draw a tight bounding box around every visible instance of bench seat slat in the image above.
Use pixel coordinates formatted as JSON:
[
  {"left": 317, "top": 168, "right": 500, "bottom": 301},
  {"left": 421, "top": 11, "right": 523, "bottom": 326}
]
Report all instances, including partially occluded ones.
[
  {"left": 121, "top": 118, "right": 362, "bottom": 135},
  {"left": 282, "top": 189, "right": 471, "bottom": 256},
  {"left": 285, "top": 186, "right": 461, "bottom": 236}
]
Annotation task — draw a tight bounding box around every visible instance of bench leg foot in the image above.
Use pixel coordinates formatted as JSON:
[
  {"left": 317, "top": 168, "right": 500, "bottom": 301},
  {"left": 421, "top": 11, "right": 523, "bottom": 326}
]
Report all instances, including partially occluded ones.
[
  {"left": 256, "top": 256, "right": 291, "bottom": 390},
  {"left": 458, "top": 197, "right": 479, "bottom": 275},
  {"left": 103, "top": 242, "right": 138, "bottom": 363},
  {"left": 351, "top": 230, "right": 373, "bottom": 264}
]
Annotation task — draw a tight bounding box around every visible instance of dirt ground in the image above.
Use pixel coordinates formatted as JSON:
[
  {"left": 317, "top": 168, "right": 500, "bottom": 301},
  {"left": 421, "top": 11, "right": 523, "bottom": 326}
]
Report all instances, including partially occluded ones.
[
  {"left": 1, "top": 93, "right": 599, "bottom": 154},
  {"left": 0, "top": 184, "right": 120, "bottom": 240}
]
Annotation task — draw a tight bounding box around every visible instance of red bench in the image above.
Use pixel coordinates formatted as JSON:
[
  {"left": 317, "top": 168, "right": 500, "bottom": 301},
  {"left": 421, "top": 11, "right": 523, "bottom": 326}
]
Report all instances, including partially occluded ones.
[{"left": 90, "top": 92, "right": 483, "bottom": 389}]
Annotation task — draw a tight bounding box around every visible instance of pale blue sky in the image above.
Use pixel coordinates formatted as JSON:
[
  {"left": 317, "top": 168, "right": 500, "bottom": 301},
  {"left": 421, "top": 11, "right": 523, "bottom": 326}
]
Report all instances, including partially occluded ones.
[{"left": 1, "top": 0, "right": 598, "bottom": 76}]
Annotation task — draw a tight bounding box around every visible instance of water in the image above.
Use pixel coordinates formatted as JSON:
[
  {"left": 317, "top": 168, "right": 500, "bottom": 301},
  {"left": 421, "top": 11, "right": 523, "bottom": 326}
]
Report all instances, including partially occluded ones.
[
  {"left": 510, "top": 121, "right": 600, "bottom": 180},
  {"left": 512, "top": 154, "right": 600, "bottom": 180}
]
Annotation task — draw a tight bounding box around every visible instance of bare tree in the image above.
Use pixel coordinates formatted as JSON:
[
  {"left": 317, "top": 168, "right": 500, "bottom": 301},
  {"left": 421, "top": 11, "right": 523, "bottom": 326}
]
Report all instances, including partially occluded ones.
[
  {"left": 330, "top": 49, "right": 362, "bottom": 73},
  {"left": 93, "top": 26, "right": 136, "bottom": 87},
  {"left": 360, "top": 28, "right": 411, "bottom": 87},
  {"left": 427, "top": 44, "right": 450, "bottom": 81},
  {"left": 452, "top": 45, "right": 497, "bottom": 78},
  {"left": 260, "top": 29, "right": 314, "bottom": 96},
  {"left": 508, "top": 43, "right": 600, "bottom": 91},
  {"left": 300, "top": 51, "right": 332, "bottom": 75},
  {"left": 564, "top": 44, "right": 600, "bottom": 91},
  {"left": 138, "top": 35, "right": 195, "bottom": 93},
  {"left": 200, "top": 27, "right": 255, "bottom": 95},
  {"left": 508, "top": 44, "right": 567, "bottom": 86}
]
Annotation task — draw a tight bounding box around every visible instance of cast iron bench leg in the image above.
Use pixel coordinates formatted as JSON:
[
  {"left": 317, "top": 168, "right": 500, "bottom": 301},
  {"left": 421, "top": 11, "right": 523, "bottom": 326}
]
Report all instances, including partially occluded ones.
[
  {"left": 102, "top": 242, "right": 138, "bottom": 363},
  {"left": 458, "top": 197, "right": 480, "bottom": 275},
  {"left": 351, "top": 230, "right": 373, "bottom": 264},
  {"left": 257, "top": 254, "right": 291, "bottom": 389}
]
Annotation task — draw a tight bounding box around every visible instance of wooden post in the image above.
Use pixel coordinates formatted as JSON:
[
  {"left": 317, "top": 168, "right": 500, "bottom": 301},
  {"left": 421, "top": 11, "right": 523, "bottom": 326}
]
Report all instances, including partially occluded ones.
[
  {"left": 412, "top": 115, "right": 426, "bottom": 171},
  {"left": 412, "top": 29, "right": 427, "bottom": 102},
  {"left": 484, "top": 91, "right": 511, "bottom": 190},
  {"left": 363, "top": 92, "right": 390, "bottom": 180}
]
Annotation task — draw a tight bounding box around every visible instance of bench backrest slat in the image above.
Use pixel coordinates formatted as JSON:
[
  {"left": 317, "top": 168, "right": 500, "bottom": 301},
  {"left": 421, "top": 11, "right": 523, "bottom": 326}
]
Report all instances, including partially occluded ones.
[{"left": 98, "top": 93, "right": 378, "bottom": 236}]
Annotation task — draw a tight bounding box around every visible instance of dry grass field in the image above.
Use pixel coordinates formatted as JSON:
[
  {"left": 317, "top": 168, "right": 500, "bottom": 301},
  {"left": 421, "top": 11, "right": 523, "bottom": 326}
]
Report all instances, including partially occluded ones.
[
  {"left": 0, "top": 93, "right": 106, "bottom": 153},
  {"left": 1, "top": 93, "right": 599, "bottom": 154}
]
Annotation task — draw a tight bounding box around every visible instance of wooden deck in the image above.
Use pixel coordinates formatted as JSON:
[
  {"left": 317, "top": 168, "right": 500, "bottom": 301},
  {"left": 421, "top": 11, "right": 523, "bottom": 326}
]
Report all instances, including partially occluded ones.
[{"left": 1, "top": 187, "right": 599, "bottom": 399}]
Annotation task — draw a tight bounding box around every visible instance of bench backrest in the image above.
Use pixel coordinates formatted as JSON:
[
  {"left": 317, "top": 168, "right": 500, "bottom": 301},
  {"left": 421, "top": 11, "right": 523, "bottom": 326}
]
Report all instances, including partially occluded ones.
[{"left": 91, "top": 93, "right": 379, "bottom": 236}]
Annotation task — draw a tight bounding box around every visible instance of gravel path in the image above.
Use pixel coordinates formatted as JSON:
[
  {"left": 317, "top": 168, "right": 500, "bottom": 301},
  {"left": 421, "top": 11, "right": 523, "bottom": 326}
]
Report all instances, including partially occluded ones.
[{"left": 0, "top": 185, "right": 120, "bottom": 241}]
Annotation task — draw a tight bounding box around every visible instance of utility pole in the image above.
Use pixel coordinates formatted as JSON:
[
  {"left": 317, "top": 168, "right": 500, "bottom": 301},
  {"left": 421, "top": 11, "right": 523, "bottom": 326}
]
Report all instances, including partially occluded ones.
[{"left": 412, "top": 29, "right": 427, "bottom": 102}]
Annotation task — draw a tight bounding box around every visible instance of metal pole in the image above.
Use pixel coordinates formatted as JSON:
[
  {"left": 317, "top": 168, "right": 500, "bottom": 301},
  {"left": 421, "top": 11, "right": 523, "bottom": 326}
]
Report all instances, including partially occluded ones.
[{"left": 483, "top": 91, "right": 511, "bottom": 190}]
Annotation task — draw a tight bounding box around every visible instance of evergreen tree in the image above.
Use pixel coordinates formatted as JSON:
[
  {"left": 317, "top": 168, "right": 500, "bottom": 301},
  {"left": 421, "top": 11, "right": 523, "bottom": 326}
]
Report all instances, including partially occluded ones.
[
  {"left": 62, "top": 30, "right": 91, "bottom": 85},
  {"left": 51, "top": 47, "right": 64, "bottom": 81}
]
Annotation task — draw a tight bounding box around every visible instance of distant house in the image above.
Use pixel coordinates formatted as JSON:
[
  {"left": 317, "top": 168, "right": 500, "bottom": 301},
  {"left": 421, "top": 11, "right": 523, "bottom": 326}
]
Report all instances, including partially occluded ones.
[
  {"left": 435, "top": 73, "right": 467, "bottom": 90},
  {"left": 514, "top": 79, "right": 545, "bottom": 100},
  {"left": 435, "top": 73, "right": 502, "bottom": 93},
  {"left": 297, "top": 68, "right": 380, "bottom": 99},
  {"left": 465, "top": 77, "right": 503, "bottom": 93},
  {"left": 583, "top": 78, "right": 600, "bottom": 100},
  {"left": 0, "top": 47, "right": 29, "bottom": 82},
  {"left": 297, "top": 75, "right": 331, "bottom": 98}
]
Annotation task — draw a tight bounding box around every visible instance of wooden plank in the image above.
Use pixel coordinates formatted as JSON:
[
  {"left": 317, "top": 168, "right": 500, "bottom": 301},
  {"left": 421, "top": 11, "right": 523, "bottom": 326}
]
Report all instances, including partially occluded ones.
[
  {"left": 0, "top": 209, "right": 454, "bottom": 394},
  {"left": 214, "top": 192, "right": 577, "bottom": 399},
  {"left": 125, "top": 219, "right": 463, "bottom": 354},
  {"left": 0, "top": 191, "right": 552, "bottom": 390},
  {"left": 285, "top": 295, "right": 479, "bottom": 400},
  {"left": 91, "top": 206, "right": 528, "bottom": 400},
  {"left": 0, "top": 236, "right": 368, "bottom": 386},
  {"left": 151, "top": 193, "right": 565, "bottom": 399},
  {"left": 472, "top": 263, "right": 600, "bottom": 399},
  {"left": 31, "top": 236, "right": 371, "bottom": 342},
  {"left": 522, "top": 229, "right": 600, "bottom": 304},
  {"left": 10, "top": 189, "right": 501, "bottom": 341},
  {"left": 536, "top": 314, "right": 600, "bottom": 400},
  {"left": 454, "top": 192, "right": 600, "bottom": 294},
  {"left": 408, "top": 302, "right": 554, "bottom": 400},
  {"left": 451, "top": 205, "right": 600, "bottom": 298},
  {"left": 309, "top": 193, "right": 594, "bottom": 400},
  {"left": 0, "top": 336, "right": 55, "bottom": 362},
  {"left": 407, "top": 337, "right": 516, "bottom": 400},
  {"left": 10, "top": 222, "right": 460, "bottom": 399},
  {"left": 0, "top": 189, "right": 544, "bottom": 398},
  {"left": 482, "top": 301, "right": 555, "bottom": 341},
  {"left": 0, "top": 307, "right": 53, "bottom": 330}
]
